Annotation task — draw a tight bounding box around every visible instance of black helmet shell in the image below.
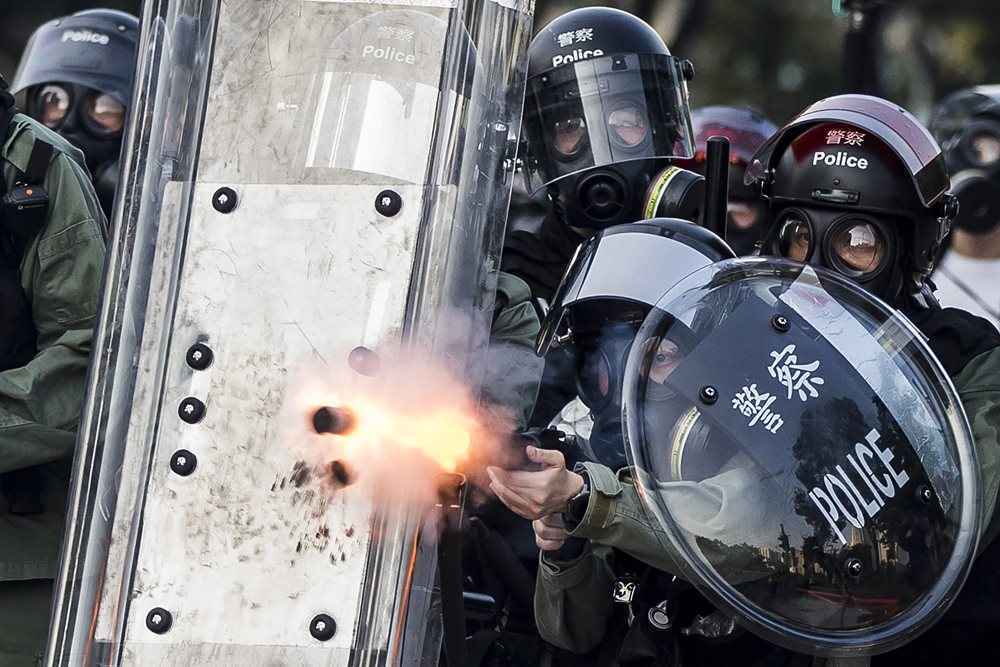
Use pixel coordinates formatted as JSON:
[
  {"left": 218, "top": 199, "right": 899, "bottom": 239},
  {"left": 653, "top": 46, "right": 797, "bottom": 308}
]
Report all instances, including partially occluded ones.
[
  {"left": 686, "top": 106, "right": 779, "bottom": 166},
  {"left": 11, "top": 9, "right": 140, "bottom": 108},
  {"left": 747, "top": 95, "right": 949, "bottom": 208},
  {"left": 929, "top": 85, "right": 1000, "bottom": 169},
  {"left": 677, "top": 105, "right": 778, "bottom": 202},
  {"left": 770, "top": 122, "right": 925, "bottom": 217},
  {"left": 528, "top": 7, "right": 671, "bottom": 78}
]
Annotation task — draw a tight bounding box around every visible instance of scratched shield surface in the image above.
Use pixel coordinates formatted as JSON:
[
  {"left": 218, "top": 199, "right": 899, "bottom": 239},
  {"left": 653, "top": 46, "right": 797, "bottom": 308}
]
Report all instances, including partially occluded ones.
[
  {"left": 119, "top": 182, "right": 424, "bottom": 654},
  {"left": 117, "top": 0, "right": 448, "bottom": 661},
  {"left": 47, "top": 0, "right": 534, "bottom": 662}
]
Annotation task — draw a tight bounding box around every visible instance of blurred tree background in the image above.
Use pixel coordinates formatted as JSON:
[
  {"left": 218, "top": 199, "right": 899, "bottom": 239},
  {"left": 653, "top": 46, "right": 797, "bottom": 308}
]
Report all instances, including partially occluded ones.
[{"left": 2, "top": 0, "right": 999, "bottom": 124}]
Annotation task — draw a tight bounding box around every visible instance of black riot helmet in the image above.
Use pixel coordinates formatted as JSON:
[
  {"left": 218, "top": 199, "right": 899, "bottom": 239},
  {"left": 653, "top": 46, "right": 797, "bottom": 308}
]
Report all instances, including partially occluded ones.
[
  {"left": 536, "top": 219, "right": 734, "bottom": 468},
  {"left": 929, "top": 86, "right": 1000, "bottom": 236},
  {"left": 11, "top": 9, "right": 140, "bottom": 215},
  {"left": 676, "top": 106, "right": 778, "bottom": 255},
  {"left": 521, "top": 7, "right": 697, "bottom": 231},
  {"left": 746, "top": 95, "right": 957, "bottom": 309}
]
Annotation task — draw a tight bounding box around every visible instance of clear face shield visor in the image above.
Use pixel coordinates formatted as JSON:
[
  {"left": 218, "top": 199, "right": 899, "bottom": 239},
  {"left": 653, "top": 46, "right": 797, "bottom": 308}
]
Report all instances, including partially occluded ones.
[{"left": 522, "top": 53, "right": 695, "bottom": 193}]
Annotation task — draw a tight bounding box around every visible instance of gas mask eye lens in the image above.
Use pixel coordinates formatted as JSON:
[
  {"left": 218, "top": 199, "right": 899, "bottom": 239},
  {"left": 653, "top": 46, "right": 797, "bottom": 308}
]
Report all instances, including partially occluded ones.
[
  {"left": 85, "top": 93, "right": 126, "bottom": 134},
  {"left": 608, "top": 106, "right": 648, "bottom": 148},
  {"left": 37, "top": 84, "right": 70, "bottom": 128},
  {"left": 831, "top": 221, "right": 886, "bottom": 273},
  {"left": 969, "top": 131, "right": 1000, "bottom": 167},
  {"left": 777, "top": 214, "right": 812, "bottom": 262},
  {"left": 553, "top": 116, "right": 587, "bottom": 157}
]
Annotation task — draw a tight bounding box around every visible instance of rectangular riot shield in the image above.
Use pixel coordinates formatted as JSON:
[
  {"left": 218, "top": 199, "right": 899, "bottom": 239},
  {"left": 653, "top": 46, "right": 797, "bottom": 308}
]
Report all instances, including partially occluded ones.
[{"left": 44, "top": 0, "right": 532, "bottom": 664}]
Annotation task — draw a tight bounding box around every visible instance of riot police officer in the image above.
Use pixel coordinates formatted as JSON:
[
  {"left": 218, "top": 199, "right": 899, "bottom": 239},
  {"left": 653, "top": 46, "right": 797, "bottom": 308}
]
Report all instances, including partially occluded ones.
[
  {"left": 10, "top": 9, "right": 139, "bottom": 218},
  {"left": 490, "top": 219, "right": 739, "bottom": 665},
  {"left": 0, "top": 72, "right": 106, "bottom": 664},
  {"left": 928, "top": 86, "right": 1000, "bottom": 328},
  {"left": 675, "top": 106, "right": 778, "bottom": 255},
  {"left": 481, "top": 9, "right": 701, "bottom": 661},
  {"left": 502, "top": 5, "right": 700, "bottom": 435},
  {"left": 490, "top": 95, "right": 1000, "bottom": 665},
  {"left": 750, "top": 93, "right": 1000, "bottom": 665}
]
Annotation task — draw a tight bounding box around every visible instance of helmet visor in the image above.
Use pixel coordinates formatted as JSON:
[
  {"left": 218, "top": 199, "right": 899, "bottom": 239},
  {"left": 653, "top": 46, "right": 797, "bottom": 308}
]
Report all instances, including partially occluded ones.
[
  {"left": 11, "top": 15, "right": 138, "bottom": 107},
  {"left": 523, "top": 54, "right": 695, "bottom": 193},
  {"left": 536, "top": 224, "right": 717, "bottom": 356}
]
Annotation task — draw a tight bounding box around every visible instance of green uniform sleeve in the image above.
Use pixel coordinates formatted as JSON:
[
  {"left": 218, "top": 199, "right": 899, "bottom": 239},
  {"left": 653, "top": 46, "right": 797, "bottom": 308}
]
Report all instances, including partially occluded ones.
[
  {"left": 535, "top": 463, "right": 692, "bottom": 653},
  {"left": 533, "top": 463, "right": 688, "bottom": 653},
  {"left": 0, "top": 120, "right": 106, "bottom": 474},
  {"left": 534, "top": 542, "right": 617, "bottom": 653},
  {"left": 563, "top": 462, "right": 685, "bottom": 574},
  {"left": 483, "top": 271, "right": 543, "bottom": 429},
  {"left": 955, "top": 346, "right": 1000, "bottom": 549}
]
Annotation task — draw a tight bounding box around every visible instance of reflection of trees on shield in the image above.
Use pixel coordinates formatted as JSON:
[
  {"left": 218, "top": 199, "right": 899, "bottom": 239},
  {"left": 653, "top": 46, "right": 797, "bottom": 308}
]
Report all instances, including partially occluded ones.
[
  {"left": 868, "top": 399, "right": 953, "bottom": 592},
  {"left": 792, "top": 399, "right": 866, "bottom": 553},
  {"left": 790, "top": 396, "right": 956, "bottom": 618},
  {"left": 694, "top": 537, "right": 769, "bottom": 584}
]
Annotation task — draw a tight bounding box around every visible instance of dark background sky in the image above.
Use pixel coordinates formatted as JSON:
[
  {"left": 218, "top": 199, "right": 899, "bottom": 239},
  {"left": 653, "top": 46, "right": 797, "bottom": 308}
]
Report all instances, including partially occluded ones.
[{"left": 2, "top": 0, "right": 999, "bottom": 125}]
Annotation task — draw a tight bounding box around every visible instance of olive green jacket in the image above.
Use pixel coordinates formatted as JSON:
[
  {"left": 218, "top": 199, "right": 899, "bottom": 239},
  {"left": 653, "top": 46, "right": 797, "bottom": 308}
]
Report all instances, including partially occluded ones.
[
  {"left": 0, "top": 114, "right": 106, "bottom": 581},
  {"left": 535, "top": 345, "right": 1000, "bottom": 654},
  {"left": 485, "top": 271, "right": 544, "bottom": 430}
]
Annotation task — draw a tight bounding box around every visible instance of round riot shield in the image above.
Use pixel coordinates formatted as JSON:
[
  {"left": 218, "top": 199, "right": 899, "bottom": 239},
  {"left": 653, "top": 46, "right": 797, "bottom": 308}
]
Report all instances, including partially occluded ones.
[{"left": 622, "top": 258, "right": 979, "bottom": 656}]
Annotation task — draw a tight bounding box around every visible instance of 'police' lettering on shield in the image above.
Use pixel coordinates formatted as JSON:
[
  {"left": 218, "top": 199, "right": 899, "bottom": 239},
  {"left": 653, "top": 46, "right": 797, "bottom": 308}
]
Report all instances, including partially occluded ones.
[
  {"left": 362, "top": 44, "right": 417, "bottom": 65},
  {"left": 808, "top": 428, "right": 910, "bottom": 545}
]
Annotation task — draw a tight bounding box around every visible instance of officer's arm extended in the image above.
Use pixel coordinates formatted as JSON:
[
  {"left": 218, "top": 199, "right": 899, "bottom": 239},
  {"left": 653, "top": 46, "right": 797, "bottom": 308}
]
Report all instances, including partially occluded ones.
[
  {"left": 533, "top": 462, "right": 686, "bottom": 652},
  {"left": 0, "top": 121, "right": 106, "bottom": 474},
  {"left": 482, "top": 271, "right": 544, "bottom": 429}
]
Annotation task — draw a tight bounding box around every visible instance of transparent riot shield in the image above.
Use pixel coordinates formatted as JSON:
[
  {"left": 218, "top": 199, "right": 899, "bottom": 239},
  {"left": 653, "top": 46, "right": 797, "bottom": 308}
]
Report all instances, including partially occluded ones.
[
  {"left": 46, "top": 0, "right": 532, "bottom": 664},
  {"left": 623, "top": 259, "right": 980, "bottom": 657}
]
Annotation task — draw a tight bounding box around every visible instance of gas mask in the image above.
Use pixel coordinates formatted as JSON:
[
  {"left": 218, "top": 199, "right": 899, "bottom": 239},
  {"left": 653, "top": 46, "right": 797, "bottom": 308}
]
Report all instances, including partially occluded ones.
[
  {"left": 574, "top": 321, "right": 639, "bottom": 470},
  {"left": 521, "top": 42, "right": 696, "bottom": 231},
  {"left": 747, "top": 96, "right": 956, "bottom": 309},
  {"left": 536, "top": 220, "right": 736, "bottom": 469},
  {"left": 769, "top": 206, "right": 900, "bottom": 302},
  {"left": 27, "top": 82, "right": 124, "bottom": 212},
  {"left": 548, "top": 158, "right": 675, "bottom": 230},
  {"left": 725, "top": 169, "right": 768, "bottom": 255},
  {"left": 676, "top": 106, "right": 779, "bottom": 255},
  {"left": 542, "top": 99, "right": 658, "bottom": 229},
  {"left": 538, "top": 91, "right": 700, "bottom": 229},
  {"left": 11, "top": 9, "right": 139, "bottom": 218},
  {"left": 939, "top": 115, "right": 1000, "bottom": 235}
]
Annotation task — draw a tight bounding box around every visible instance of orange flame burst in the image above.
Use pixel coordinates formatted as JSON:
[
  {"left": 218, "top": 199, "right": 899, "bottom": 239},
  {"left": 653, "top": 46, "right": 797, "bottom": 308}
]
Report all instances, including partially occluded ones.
[
  {"left": 295, "top": 352, "right": 514, "bottom": 500},
  {"left": 338, "top": 398, "right": 475, "bottom": 473}
]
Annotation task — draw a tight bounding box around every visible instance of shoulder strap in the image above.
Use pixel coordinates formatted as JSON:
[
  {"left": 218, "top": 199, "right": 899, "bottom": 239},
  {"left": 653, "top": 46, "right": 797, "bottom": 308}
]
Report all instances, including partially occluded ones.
[
  {"left": 19, "top": 138, "right": 54, "bottom": 186},
  {"left": 0, "top": 90, "right": 14, "bottom": 190}
]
